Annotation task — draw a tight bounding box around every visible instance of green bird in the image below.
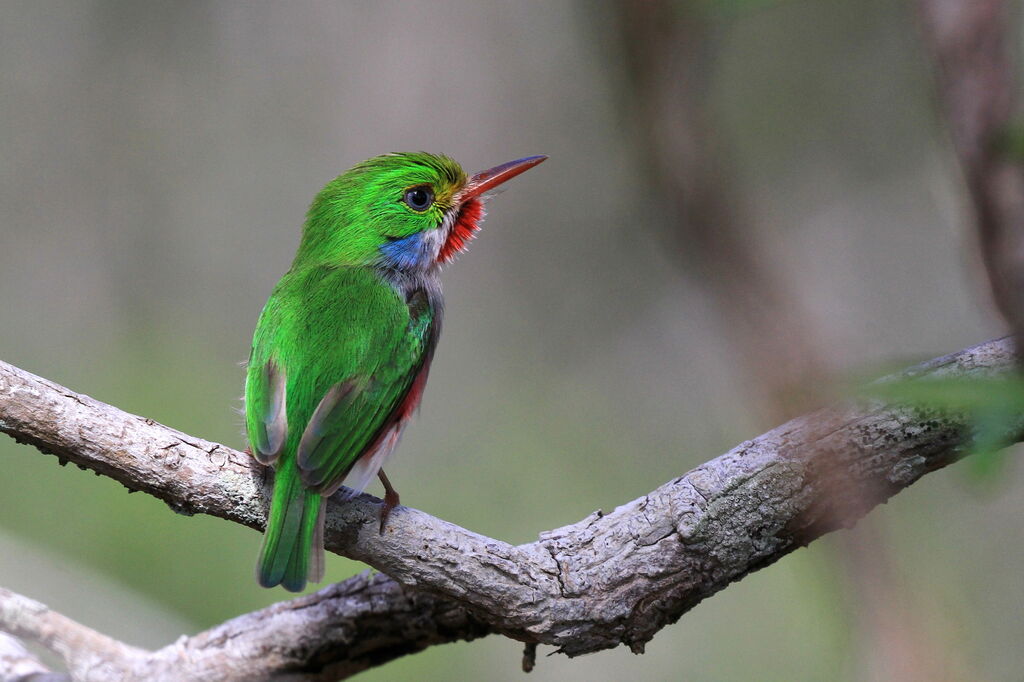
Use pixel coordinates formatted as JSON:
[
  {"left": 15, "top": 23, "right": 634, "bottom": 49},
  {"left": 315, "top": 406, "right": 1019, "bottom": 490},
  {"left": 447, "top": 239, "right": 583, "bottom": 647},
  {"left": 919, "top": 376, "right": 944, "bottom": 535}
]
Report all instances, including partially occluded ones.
[{"left": 245, "top": 152, "right": 546, "bottom": 591}]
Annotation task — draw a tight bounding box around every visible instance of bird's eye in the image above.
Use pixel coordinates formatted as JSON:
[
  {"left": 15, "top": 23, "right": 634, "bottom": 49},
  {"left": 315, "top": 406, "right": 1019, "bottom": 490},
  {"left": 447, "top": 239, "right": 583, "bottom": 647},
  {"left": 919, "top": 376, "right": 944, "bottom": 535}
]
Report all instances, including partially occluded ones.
[{"left": 403, "top": 186, "right": 434, "bottom": 212}]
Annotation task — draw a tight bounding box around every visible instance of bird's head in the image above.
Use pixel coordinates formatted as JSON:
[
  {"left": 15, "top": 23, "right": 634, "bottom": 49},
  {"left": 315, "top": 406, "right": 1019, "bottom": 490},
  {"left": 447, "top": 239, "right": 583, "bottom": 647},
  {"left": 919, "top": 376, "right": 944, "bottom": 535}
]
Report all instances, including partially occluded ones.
[{"left": 294, "top": 152, "right": 546, "bottom": 271}]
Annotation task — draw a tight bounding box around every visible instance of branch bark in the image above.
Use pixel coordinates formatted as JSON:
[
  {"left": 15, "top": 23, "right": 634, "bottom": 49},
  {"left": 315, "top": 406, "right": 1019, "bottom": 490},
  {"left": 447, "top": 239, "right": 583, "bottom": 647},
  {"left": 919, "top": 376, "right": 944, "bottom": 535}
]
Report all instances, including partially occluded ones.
[
  {"left": 0, "top": 338, "right": 1017, "bottom": 678},
  {"left": 0, "top": 589, "right": 143, "bottom": 681},
  {"left": 0, "top": 577, "right": 486, "bottom": 682},
  {"left": 0, "top": 630, "right": 65, "bottom": 681}
]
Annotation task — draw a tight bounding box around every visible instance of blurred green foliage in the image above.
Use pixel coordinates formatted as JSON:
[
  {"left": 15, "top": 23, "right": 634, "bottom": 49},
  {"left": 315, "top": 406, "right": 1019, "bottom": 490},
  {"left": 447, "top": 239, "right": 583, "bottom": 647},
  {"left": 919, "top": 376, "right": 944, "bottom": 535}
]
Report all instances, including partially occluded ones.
[
  {"left": 994, "top": 120, "right": 1024, "bottom": 162},
  {"left": 866, "top": 374, "right": 1024, "bottom": 485}
]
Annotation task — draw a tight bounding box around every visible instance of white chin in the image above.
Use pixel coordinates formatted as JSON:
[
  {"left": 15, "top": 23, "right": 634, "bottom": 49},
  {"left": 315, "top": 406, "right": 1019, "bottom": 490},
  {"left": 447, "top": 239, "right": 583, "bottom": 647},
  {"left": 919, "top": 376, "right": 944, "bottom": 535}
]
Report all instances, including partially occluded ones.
[{"left": 421, "top": 225, "right": 446, "bottom": 264}]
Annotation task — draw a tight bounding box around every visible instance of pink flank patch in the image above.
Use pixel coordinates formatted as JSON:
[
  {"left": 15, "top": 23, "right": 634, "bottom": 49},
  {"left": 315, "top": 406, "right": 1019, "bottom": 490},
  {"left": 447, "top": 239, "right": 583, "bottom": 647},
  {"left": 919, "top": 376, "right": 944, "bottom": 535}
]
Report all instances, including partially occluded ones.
[
  {"left": 438, "top": 199, "right": 484, "bottom": 263},
  {"left": 397, "top": 361, "right": 430, "bottom": 421}
]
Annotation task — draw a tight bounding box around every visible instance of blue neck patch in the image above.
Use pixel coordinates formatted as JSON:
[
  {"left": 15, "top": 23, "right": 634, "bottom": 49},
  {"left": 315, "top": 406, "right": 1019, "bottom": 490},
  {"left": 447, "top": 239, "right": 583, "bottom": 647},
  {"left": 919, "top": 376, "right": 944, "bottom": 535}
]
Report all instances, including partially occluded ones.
[{"left": 379, "top": 232, "right": 433, "bottom": 271}]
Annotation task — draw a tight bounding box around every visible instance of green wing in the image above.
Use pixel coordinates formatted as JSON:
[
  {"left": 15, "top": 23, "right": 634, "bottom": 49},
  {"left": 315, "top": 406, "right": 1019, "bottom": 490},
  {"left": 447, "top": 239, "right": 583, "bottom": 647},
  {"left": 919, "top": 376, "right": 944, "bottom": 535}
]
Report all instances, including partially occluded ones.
[{"left": 246, "top": 266, "right": 437, "bottom": 491}]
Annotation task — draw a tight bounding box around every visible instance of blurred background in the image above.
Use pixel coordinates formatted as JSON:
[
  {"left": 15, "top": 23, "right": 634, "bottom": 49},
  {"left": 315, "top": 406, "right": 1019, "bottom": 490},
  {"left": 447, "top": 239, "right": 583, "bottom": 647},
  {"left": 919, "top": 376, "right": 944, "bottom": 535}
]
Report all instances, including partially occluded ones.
[{"left": 0, "top": 1, "right": 1021, "bottom": 680}]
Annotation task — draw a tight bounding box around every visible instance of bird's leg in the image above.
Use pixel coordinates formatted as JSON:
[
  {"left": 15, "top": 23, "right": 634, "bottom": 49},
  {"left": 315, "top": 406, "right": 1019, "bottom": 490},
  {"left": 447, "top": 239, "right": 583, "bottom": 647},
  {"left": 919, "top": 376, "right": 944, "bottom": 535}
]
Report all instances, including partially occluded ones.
[{"left": 377, "top": 469, "right": 400, "bottom": 533}]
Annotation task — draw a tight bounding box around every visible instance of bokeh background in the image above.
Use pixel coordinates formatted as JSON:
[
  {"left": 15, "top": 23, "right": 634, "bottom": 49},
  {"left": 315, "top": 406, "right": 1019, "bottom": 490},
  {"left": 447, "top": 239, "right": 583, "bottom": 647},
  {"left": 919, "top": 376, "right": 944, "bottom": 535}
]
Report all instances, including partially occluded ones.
[{"left": 1, "top": 1, "right": 1021, "bottom": 680}]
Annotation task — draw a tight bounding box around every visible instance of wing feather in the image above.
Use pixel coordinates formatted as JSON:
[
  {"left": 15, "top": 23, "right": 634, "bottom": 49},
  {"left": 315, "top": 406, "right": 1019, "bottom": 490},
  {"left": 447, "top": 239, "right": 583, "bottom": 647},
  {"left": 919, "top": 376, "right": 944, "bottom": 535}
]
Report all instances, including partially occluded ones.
[
  {"left": 295, "top": 279, "right": 439, "bottom": 495},
  {"left": 247, "top": 267, "right": 439, "bottom": 499},
  {"left": 297, "top": 365, "right": 418, "bottom": 492},
  {"left": 296, "top": 379, "right": 358, "bottom": 474},
  {"left": 249, "top": 360, "right": 288, "bottom": 465}
]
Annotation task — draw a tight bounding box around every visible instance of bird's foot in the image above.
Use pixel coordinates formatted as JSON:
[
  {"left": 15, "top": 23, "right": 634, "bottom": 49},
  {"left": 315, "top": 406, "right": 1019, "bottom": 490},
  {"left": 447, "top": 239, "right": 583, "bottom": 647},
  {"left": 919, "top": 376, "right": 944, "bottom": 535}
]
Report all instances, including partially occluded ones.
[{"left": 378, "top": 469, "right": 400, "bottom": 534}]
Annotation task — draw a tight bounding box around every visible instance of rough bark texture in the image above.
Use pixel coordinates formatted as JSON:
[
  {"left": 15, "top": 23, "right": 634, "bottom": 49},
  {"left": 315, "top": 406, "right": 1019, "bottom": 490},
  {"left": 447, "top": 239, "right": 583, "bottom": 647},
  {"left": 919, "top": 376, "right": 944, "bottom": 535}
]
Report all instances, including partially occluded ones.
[
  {"left": 0, "top": 577, "right": 487, "bottom": 682},
  {"left": 0, "top": 338, "right": 1017, "bottom": 679}
]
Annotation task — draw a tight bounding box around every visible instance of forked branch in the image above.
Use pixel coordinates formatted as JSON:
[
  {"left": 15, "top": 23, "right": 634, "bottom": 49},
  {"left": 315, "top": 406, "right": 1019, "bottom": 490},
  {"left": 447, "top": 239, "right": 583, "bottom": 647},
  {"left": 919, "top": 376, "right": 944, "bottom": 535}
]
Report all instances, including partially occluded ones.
[{"left": 0, "top": 337, "right": 1017, "bottom": 680}]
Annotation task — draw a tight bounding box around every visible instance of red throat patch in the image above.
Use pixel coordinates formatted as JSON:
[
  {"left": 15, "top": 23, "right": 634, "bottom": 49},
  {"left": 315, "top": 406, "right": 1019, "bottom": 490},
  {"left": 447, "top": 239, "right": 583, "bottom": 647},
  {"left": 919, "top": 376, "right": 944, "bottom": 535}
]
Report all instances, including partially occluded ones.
[{"left": 437, "top": 199, "right": 484, "bottom": 264}]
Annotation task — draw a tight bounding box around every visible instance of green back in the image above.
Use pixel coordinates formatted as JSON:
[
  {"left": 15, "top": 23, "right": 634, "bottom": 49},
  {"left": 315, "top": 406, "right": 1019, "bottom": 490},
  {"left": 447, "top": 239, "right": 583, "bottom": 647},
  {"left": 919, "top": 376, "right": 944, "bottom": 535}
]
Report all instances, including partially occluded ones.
[{"left": 245, "top": 265, "right": 435, "bottom": 492}]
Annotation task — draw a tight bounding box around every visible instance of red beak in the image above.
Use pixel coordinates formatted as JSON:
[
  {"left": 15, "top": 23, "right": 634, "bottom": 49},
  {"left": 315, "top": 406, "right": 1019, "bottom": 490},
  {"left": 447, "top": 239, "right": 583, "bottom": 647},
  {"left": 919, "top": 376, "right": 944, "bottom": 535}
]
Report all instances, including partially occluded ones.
[{"left": 456, "top": 155, "right": 547, "bottom": 202}]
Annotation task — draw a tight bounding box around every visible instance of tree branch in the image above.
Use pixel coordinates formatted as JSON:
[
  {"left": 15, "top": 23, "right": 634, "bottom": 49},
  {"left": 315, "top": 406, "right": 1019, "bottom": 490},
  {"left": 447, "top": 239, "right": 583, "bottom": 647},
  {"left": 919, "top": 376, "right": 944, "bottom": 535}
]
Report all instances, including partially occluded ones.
[
  {"left": 0, "top": 576, "right": 487, "bottom": 682},
  {"left": 0, "top": 589, "right": 144, "bottom": 680},
  {"left": 0, "top": 337, "right": 1017, "bottom": 678},
  {"left": 0, "top": 630, "right": 65, "bottom": 681}
]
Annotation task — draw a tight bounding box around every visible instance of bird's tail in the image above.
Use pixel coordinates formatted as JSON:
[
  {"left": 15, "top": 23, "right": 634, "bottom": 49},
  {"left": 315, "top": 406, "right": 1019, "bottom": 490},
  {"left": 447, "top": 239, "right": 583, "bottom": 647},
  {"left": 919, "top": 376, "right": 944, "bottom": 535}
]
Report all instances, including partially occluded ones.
[{"left": 257, "top": 463, "right": 325, "bottom": 592}]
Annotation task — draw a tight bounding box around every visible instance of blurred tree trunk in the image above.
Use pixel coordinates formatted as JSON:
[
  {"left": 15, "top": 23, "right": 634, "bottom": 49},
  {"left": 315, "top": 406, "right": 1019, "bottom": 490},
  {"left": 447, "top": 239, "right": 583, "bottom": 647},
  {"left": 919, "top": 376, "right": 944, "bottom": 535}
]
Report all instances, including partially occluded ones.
[
  {"left": 609, "top": 0, "right": 829, "bottom": 423},
  {"left": 605, "top": 3, "right": 996, "bottom": 681},
  {"left": 918, "top": 0, "right": 1024, "bottom": 349}
]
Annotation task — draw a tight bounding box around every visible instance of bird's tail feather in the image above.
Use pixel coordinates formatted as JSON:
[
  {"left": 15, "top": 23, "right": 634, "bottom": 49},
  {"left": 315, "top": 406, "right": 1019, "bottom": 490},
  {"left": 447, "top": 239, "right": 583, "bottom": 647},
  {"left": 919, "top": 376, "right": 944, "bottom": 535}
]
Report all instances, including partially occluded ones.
[{"left": 257, "top": 465, "right": 325, "bottom": 592}]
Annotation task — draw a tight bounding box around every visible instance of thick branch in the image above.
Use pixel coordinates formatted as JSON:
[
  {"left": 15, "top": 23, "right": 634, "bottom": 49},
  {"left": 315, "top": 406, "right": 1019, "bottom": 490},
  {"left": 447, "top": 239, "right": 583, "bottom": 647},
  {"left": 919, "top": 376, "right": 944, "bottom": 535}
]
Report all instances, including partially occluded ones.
[
  {"left": 0, "top": 576, "right": 487, "bottom": 682},
  {"left": 0, "top": 630, "right": 64, "bottom": 681},
  {"left": 0, "top": 588, "right": 144, "bottom": 680},
  {"left": 0, "top": 338, "right": 1016, "bottom": 678}
]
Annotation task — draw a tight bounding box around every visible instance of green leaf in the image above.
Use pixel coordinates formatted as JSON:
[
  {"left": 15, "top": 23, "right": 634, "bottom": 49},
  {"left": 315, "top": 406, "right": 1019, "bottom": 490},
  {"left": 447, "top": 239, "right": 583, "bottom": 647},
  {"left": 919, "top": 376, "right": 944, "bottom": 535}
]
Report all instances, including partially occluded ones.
[
  {"left": 994, "top": 120, "right": 1024, "bottom": 162},
  {"left": 863, "top": 374, "right": 1024, "bottom": 484},
  {"left": 865, "top": 375, "right": 1024, "bottom": 413}
]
